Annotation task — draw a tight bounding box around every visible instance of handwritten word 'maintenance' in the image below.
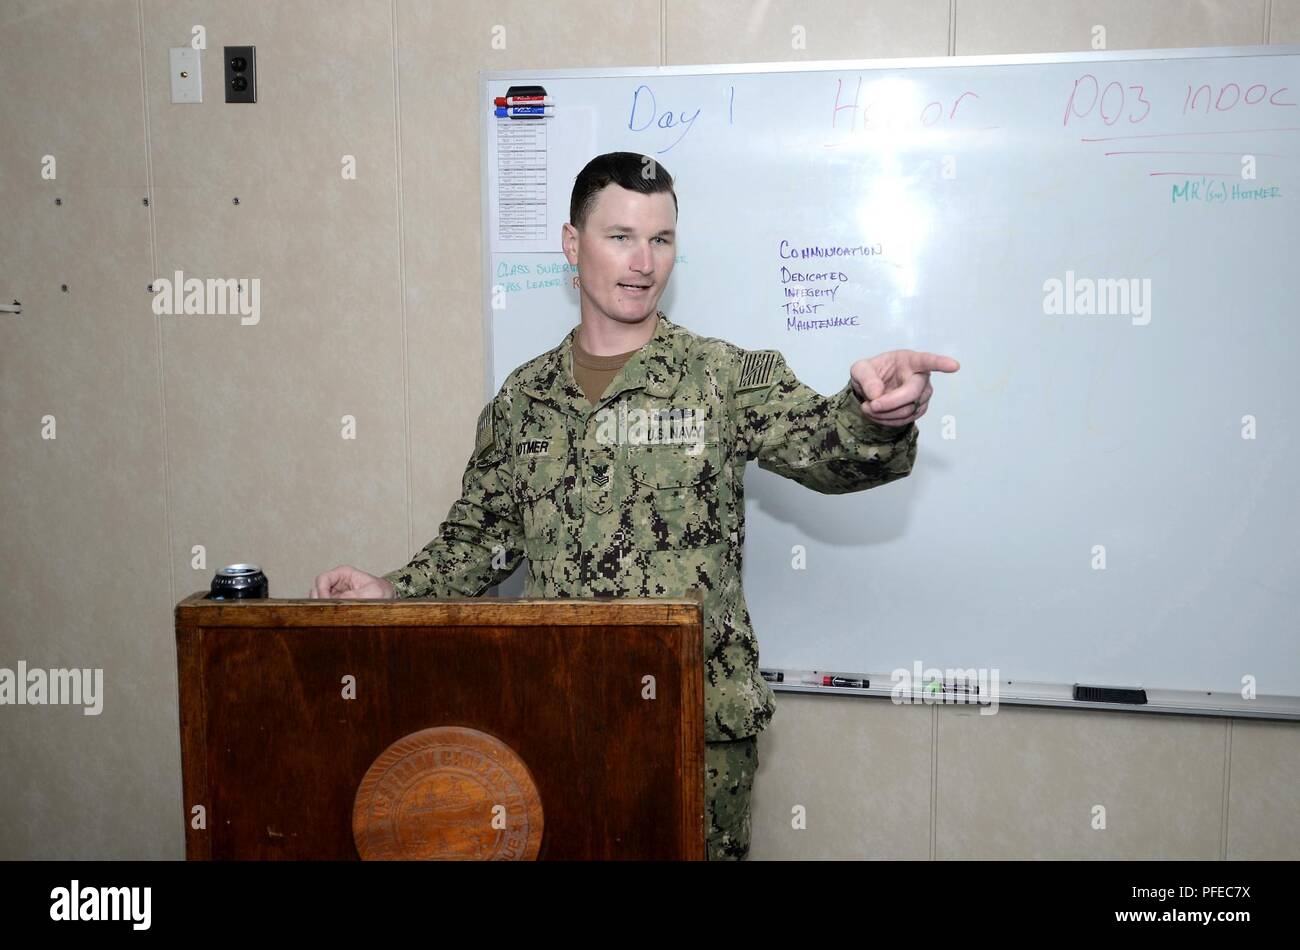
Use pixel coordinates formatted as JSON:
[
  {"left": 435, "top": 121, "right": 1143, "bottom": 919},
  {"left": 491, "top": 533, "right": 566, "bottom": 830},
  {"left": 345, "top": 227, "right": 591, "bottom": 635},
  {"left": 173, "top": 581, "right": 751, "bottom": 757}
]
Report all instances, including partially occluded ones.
[
  {"left": 779, "top": 240, "right": 883, "bottom": 260},
  {"left": 788, "top": 314, "right": 861, "bottom": 331}
]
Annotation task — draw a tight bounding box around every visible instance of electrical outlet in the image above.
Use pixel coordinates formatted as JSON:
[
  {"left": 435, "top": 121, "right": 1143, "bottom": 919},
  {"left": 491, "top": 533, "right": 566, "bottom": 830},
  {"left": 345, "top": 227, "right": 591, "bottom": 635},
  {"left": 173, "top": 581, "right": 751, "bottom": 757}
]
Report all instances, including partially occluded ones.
[
  {"left": 224, "top": 46, "right": 256, "bottom": 103},
  {"left": 169, "top": 47, "right": 201, "bottom": 103}
]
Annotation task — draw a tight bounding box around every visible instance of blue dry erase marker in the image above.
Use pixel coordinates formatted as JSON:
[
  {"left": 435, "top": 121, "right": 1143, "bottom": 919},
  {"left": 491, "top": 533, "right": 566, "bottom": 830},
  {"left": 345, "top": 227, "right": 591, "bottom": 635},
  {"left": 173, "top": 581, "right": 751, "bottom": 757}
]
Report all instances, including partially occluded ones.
[{"left": 495, "top": 106, "right": 554, "bottom": 118}]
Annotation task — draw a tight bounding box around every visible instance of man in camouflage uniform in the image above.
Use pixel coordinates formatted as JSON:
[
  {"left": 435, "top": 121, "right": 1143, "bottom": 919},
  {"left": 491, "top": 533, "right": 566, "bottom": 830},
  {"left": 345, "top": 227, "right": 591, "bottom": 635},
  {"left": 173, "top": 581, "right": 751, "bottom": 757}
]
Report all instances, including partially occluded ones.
[{"left": 312, "top": 152, "right": 958, "bottom": 860}]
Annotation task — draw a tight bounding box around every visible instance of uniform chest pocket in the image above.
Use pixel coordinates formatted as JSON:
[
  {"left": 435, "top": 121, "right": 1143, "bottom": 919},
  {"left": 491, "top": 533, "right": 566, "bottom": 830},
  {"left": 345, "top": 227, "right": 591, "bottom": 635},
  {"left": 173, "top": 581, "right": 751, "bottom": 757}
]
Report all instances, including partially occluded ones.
[
  {"left": 514, "top": 457, "right": 567, "bottom": 561},
  {"left": 626, "top": 442, "right": 725, "bottom": 550}
]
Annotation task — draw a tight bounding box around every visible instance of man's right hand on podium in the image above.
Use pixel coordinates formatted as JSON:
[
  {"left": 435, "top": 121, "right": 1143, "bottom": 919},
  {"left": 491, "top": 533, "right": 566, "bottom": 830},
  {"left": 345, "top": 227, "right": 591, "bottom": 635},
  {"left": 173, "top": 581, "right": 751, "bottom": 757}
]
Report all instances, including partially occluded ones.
[{"left": 310, "top": 565, "right": 397, "bottom": 600}]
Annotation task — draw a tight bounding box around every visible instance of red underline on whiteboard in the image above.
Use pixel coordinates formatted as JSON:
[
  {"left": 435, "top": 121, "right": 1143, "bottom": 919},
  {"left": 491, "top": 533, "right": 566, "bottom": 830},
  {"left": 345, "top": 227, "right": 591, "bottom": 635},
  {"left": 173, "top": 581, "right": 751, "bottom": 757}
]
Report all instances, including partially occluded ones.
[
  {"left": 1105, "top": 149, "right": 1291, "bottom": 157},
  {"left": 1147, "top": 171, "right": 1235, "bottom": 177},
  {"left": 1081, "top": 127, "right": 1300, "bottom": 142}
]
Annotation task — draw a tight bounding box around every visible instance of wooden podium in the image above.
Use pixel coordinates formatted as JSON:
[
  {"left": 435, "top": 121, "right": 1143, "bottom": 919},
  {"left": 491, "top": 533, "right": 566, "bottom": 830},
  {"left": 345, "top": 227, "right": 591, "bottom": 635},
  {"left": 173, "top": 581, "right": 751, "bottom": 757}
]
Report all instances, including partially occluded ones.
[{"left": 175, "top": 593, "right": 705, "bottom": 860}]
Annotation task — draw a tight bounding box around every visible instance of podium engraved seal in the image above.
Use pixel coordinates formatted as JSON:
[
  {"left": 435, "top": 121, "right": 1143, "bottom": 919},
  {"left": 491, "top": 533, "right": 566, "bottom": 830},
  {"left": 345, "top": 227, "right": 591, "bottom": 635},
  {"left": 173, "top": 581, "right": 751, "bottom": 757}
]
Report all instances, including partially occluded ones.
[{"left": 352, "top": 726, "right": 544, "bottom": 860}]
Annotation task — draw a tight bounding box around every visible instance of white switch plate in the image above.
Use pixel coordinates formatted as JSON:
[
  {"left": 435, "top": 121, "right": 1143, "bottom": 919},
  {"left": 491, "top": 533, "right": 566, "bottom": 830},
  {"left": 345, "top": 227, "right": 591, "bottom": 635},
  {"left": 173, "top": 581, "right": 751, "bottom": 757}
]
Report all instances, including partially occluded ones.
[{"left": 169, "top": 47, "right": 201, "bottom": 103}]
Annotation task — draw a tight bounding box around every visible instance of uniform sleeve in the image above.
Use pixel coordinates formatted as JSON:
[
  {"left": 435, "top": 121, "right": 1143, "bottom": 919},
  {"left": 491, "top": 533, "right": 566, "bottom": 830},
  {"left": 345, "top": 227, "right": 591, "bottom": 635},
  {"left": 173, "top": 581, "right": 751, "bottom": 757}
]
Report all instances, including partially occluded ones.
[
  {"left": 732, "top": 348, "right": 918, "bottom": 494},
  {"left": 382, "top": 397, "right": 524, "bottom": 598}
]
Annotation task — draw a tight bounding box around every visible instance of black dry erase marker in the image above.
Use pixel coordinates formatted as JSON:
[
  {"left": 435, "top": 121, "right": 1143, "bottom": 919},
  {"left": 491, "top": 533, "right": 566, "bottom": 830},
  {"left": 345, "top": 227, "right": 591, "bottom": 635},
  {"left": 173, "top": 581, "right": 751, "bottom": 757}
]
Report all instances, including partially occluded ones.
[{"left": 821, "top": 676, "right": 868, "bottom": 688}]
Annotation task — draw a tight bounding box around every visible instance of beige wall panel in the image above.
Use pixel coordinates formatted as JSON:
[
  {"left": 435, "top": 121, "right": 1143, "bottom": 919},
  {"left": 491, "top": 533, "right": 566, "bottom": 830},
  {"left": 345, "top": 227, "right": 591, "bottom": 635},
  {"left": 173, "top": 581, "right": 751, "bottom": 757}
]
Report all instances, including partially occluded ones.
[
  {"left": 956, "top": 0, "right": 1268, "bottom": 55},
  {"left": 1272, "top": 0, "right": 1300, "bottom": 41},
  {"left": 752, "top": 694, "right": 934, "bottom": 859},
  {"left": 0, "top": 0, "right": 172, "bottom": 858},
  {"left": 0, "top": 0, "right": 146, "bottom": 190},
  {"left": 667, "top": 0, "right": 950, "bottom": 64},
  {"left": 937, "top": 705, "right": 1227, "bottom": 858},
  {"left": 1226, "top": 719, "right": 1300, "bottom": 858}
]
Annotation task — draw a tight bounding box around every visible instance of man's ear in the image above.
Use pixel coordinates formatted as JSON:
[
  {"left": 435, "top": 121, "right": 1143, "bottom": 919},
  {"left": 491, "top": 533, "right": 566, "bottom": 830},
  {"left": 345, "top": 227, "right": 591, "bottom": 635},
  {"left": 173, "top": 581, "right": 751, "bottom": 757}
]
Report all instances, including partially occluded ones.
[{"left": 561, "top": 222, "right": 578, "bottom": 265}]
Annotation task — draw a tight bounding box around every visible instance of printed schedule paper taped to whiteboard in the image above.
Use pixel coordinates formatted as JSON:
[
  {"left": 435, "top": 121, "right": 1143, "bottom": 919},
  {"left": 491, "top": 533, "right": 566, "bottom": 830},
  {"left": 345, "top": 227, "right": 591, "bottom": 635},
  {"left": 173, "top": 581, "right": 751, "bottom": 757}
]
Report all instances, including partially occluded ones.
[{"left": 488, "top": 87, "right": 596, "bottom": 252}]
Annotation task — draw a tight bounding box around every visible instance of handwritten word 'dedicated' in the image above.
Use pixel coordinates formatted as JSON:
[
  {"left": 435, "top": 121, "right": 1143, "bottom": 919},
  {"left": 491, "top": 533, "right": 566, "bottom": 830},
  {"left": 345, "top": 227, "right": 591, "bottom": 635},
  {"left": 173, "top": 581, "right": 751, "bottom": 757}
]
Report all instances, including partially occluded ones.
[{"left": 627, "top": 85, "right": 700, "bottom": 153}]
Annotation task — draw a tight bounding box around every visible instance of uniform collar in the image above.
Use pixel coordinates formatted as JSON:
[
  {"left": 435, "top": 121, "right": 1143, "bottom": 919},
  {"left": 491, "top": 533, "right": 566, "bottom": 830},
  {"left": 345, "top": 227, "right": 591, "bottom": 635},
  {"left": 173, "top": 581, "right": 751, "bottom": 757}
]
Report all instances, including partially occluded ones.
[{"left": 520, "top": 310, "right": 686, "bottom": 417}]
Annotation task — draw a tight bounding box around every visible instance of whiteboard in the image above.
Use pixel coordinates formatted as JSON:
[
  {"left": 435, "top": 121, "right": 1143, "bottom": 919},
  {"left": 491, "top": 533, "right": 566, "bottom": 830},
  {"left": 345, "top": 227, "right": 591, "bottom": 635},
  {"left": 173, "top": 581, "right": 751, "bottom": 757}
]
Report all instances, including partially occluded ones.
[{"left": 479, "top": 47, "right": 1300, "bottom": 700}]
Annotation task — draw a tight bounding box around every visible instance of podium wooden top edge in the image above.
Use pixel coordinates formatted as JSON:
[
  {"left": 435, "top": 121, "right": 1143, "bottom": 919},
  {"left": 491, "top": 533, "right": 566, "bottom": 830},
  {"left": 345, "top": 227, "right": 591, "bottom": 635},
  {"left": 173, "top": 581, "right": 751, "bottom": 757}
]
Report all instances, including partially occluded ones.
[{"left": 175, "top": 592, "right": 705, "bottom": 629}]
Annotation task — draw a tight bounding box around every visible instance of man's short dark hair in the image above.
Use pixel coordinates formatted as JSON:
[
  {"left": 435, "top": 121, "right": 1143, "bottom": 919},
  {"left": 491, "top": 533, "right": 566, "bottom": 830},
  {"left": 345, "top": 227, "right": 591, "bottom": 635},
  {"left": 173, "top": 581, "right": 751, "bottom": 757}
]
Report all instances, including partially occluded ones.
[{"left": 569, "top": 152, "right": 677, "bottom": 231}]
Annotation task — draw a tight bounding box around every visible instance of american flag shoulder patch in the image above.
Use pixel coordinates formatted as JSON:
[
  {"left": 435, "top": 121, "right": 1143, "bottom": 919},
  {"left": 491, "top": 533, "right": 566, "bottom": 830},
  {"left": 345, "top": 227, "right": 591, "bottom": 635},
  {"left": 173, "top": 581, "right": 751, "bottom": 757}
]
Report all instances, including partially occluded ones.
[
  {"left": 737, "top": 350, "right": 780, "bottom": 392},
  {"left": 474, "top": 402, "right": 495, "bottom": 458}
]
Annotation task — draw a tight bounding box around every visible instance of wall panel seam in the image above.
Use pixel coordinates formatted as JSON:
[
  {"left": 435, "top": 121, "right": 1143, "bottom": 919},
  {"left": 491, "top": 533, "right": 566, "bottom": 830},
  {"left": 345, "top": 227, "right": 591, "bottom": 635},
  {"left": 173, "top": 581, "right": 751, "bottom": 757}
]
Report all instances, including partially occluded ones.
[
  {"left": 661, "top": 0, "right": 667, "bottom": 67},
  {"left": 1220, "top": 718, "right": 1232, "bottom": 859},
  {"left": 136, "top": 0, "right": 175, "bottom": 614},
  {"left": 930, "top": 703, "right": 938, "bottom": 859},
  {"left": 391, "top": 0, "right": 413, "bottom": 557}
]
